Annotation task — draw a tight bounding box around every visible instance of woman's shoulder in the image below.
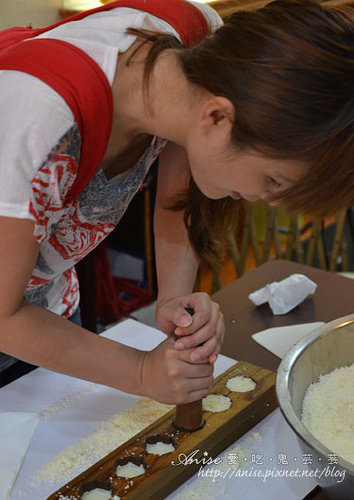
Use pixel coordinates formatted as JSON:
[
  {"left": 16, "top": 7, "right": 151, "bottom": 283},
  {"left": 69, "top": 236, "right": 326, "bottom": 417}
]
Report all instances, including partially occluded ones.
[
  {"left": 189, "top": 0, "right": 223, "bottom": 32},
  {"left": 0, "top": 70, "right": 76, "bottom": 217},
  {"left": 0, "top": 70, "right": 74, "bottom": 178}
]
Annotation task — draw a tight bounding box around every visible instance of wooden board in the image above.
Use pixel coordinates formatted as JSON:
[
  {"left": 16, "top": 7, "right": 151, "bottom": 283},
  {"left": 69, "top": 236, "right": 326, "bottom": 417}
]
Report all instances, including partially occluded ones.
[{"left": 47, "top": 361, "right": 277, "bottom": 500}]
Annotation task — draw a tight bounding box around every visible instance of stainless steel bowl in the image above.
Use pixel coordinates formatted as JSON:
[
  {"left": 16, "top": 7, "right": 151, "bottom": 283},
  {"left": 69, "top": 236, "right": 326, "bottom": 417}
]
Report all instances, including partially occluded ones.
[{"left": 276, "top": 314, "right": 354, "bottom": 500}]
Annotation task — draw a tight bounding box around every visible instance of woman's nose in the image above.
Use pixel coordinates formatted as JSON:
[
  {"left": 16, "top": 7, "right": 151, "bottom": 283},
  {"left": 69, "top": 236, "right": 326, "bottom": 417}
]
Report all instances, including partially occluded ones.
[
  {"left": 260, "top": 190, "right": 280, "bottom": 207},
  {"left": 259, "top": 189, "right": 278, "bottom": 205},
  {"left": 259, "top": 190, "right": 271, "bottom": 201}
]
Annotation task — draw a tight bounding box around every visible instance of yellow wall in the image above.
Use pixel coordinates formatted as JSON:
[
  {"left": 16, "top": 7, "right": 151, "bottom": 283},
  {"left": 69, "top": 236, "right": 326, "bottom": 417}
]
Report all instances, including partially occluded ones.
[{"left": 1, "top": 0, "right": 61, "bottom": 30}]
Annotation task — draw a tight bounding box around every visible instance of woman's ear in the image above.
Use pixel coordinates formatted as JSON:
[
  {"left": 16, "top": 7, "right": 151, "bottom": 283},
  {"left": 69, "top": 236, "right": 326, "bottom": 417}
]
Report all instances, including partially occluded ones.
[{"left": 200, "top": 96, "right": 235, "bottom": 132}]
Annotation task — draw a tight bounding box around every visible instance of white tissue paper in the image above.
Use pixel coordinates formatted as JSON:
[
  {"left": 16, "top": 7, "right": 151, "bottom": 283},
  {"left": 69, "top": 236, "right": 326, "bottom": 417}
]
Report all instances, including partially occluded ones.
[{"left": 248, "top": 273, "right": 317, "bottom": 315}]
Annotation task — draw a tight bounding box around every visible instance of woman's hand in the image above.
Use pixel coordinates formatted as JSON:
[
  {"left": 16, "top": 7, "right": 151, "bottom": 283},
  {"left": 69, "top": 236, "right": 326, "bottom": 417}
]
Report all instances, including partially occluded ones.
[
  {"left": 139, "top": 336, "right": 214, "bottom": 405},
  {"left": 156, "top": 292, "right": 225, "bottom": 365}
]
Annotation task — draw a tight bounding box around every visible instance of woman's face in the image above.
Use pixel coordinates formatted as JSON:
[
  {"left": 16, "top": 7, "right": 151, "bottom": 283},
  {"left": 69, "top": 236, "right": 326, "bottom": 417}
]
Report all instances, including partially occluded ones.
[{"left": 186, "top": 134, "right": 308, "bottom": 205}]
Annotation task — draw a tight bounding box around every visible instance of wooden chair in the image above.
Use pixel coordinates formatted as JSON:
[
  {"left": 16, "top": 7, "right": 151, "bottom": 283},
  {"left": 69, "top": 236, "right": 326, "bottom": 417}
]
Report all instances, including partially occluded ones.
[{"left": 205, "top": 202, "right": 353, "bottom": 294}]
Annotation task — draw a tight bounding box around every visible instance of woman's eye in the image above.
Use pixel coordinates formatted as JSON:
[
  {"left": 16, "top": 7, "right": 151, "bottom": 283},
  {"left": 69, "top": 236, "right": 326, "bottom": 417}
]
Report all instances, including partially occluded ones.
[{"left": 268, "top": 177, "right": 282, "bottom": 188}]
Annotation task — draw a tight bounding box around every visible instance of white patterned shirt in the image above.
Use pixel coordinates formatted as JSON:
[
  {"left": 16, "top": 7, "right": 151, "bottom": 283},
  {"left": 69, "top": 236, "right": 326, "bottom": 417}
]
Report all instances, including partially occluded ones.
[{"left": 0, "top": 3, "right": 222, "bottom": 317}]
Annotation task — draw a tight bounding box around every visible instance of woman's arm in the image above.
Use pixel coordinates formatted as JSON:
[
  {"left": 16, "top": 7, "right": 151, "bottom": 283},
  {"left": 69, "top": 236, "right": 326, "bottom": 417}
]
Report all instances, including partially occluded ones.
[
  {"left": 0, "top": 216, "right": 212, "bottom": 404},
  {"left": 154, "top": 142, "right": 199, "bottom": 311},
  {"left": 154, "top": 142, "right": 224, "bottom": 364}
]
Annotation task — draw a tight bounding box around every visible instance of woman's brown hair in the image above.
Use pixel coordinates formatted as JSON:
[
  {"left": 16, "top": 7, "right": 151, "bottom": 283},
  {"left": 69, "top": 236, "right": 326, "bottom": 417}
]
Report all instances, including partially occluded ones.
[{"left": 128, "top": 0, "right": 354, "bottom": 267}]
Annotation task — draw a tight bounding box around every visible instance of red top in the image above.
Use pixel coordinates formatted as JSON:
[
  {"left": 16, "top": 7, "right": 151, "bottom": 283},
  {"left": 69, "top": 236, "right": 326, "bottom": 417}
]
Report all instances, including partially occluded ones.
[{"left": 0, "top": 0, "right": 210, "bottom": 198}]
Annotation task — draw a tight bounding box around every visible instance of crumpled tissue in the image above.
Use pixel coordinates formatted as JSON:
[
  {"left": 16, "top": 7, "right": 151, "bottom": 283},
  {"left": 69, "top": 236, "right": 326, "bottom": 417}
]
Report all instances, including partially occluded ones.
[{"left": 248, "top": 273, "right": 317, "bottom": 315}]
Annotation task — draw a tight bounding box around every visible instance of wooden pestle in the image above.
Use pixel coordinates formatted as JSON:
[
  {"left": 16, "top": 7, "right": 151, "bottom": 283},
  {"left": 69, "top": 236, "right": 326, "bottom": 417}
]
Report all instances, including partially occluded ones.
[
  {"left": 174, "top": 399, "right": 204, "bottom": 431},
  {"left": 174, "top": 308, "right": 204, "bottom": 432}
]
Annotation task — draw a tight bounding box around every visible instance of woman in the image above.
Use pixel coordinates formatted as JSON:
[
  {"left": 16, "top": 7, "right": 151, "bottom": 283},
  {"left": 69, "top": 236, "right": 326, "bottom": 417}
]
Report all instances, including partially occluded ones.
[{"left": 0, "top": 0, "right": 352, "bottom": 403}]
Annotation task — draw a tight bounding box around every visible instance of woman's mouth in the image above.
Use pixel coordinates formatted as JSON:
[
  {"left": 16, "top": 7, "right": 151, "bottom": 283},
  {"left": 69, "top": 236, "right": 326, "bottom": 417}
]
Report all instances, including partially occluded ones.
[{"left": 231, "top": 192, "right": 242, "bottom": 200}]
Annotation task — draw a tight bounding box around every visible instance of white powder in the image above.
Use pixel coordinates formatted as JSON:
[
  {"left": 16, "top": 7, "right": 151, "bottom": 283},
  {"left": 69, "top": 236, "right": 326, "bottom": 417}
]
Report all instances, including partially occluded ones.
[
  {"left": 302, "top": 362, "right": 354, "bottom": 464},
  {"left": 226, "top": 376, "right": 256, "bottom": 393},
  {"left": 82, "top": 488, "right": 111, "bottom": 500},
  {"left": 146, "top": 441, "right": 175, "bottom": 456},
  {"left": 202, "top": 394, "right": 232, "bottom": 412},
  {"left": 41, "top": 384, "right": 98, "bottom": 420},
  {"left": 32, "top": 398, "right": 172, "bottom": 486},
  {"left": 116, "top": 462, "right": 145, "bottom": 478}
]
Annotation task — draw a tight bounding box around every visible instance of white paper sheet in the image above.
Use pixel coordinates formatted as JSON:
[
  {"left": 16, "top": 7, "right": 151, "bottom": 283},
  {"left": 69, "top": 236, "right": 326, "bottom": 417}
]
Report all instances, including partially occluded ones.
[
  {"left": 252, "top": 322, "right": 325, "bottom": 358},
  {"left": 0, "top": 412, "right": 39, "bottom": 500}
]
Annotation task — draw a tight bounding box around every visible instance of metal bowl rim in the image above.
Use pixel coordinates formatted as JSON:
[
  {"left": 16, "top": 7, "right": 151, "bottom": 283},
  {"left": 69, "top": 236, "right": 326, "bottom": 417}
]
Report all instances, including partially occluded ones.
[{"left": 276, "top": 314, "right": 354, "bottom": 473}]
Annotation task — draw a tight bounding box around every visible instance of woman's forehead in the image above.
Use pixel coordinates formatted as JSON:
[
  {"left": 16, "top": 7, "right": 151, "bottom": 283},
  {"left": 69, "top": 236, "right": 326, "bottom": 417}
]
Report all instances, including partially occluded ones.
[{"left": 231, "top": 148, "right": 308, "bottom": 180}]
